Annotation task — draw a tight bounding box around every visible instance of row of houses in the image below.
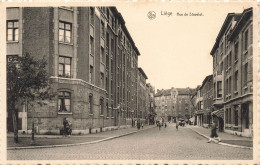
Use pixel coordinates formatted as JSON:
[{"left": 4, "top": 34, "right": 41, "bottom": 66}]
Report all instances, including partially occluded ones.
[
  {"left": 192, "top": 7, "right": 253, "bottom": 137},
  {"left": 6, "top": 7, "right": 155, "bottom": 134},
  {"left": 154, "top": 87, "right": 196, "bottom": 123}
]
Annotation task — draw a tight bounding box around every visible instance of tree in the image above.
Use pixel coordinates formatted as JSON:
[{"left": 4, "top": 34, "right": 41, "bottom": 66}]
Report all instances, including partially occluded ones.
[{"left": 7, "top": 53, "right": 54, "bottom": 143}]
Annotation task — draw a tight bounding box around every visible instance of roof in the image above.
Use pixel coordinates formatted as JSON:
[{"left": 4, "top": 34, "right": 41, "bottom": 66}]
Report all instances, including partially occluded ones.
[
  {"left": 138, "top": 67, "right": 148, "bottom": 79},
  {"left": 111, "top": 7, "right": 140, "bottom": 56},
  {"left": 229, "top": 7, "right": 252, "bottom": 41},
  {"left": 176, "top": 88, "right": 190, "bottom": 95},
  {"left": 210, "top": 13, "right": 240, "bottom": 55},
  {"left": 155, "top": 87, "right": 195, "bottom": 97},
  {"left": 200, "top": 74, "right": 213, "bottom": 89}
]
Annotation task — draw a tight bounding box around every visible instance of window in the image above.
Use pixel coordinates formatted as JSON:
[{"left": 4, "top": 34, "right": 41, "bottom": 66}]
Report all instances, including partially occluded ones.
[
  {"left": 220, "top": 42, "right": 223, "bottom": 53},
  {"left": 100, "top": 98, "right": 104, "bottom": 115},
  {"left": 229, "top": 77, "right": 232, "bottom": 94},
  {"left": 111, "top": 104, "right": 114, "bottom": 117},
  {"left": 7, "top": 20, "right": 19, "bottom": 41},
  {"left": 229, "top": 51, "right": 232, "bottom": 67},
  {"left": 234, "top": 108, "right": 238, "bottom": 126},
  {"left": 100, "top": 72, "right": 104, "bottom": 88},
  {"left": 228, "top": 108, "right": 231, "bottom": 124},
  {"left": 226, "top": 79, "right": 229, "bottom": 96},
  {"left": 90, "top": 36, "right": 94, "bottom": 55},
  {"left": 106, "top": 102, "right": 109, "bottom": 117},
  {"left": 235, "top": 71, "right": 238, "bottom": 91},
  {"left": 89, "top": 94, "right": 93, "bottom": 114},
  {"left": 90, "top": 7, "right": 94, "bottom": 25},
  {"left": 101, "top": 21, "right": 105, "bottom": 38},
  {"left": 58, "top": 91, "right": 71, "bottom": 112},
  {"left": 234, "top": 42, "right": 239, "bottom": 61},
  {"left": 244, "top": 63, "right": 248, "bottom": 86},
  {"left": 225, "top": 109, "right": 228, "bottom": 124},
  {"left": 100, "top": 47, "right": 105, "bottom": 63},
  {"left": 111, "top": 37, "right": 114, "bottom": 53},
  {"left": 244, "top": 30, "right": 248, "bottom": 51},
  {"left": 59, "top": 21, "right": 72, "bottom": 43},
  {"left": 217, "top": 81, "right": 222, "bottom": 98},
  {"left": 59, "top": 56, "right": 71, "bottom": 78},
  {"left": 105, "top": 76, "right": 109, "bottom": 91},
  {"left": 200, "top": 101, "right": 203, "bottom": 110},
  {"left": 89, "top": 65, "right": 94, "bottom": 84}
]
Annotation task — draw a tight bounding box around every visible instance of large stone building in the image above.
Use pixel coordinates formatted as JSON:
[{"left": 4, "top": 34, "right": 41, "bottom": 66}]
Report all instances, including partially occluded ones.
[
  {"left": 6, "top": 7, "right": 150, "bottom": 134},
  {"left": 210, "top": 7, "right": 253, "bottom": 137},
  {"left": 154, "top": 87, "right": 195, "bottom": 123}
]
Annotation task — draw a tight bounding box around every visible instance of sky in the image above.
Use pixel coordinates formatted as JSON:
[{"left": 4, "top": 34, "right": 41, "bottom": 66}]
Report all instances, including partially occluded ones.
[{"left": 117, "top": 3, "right": 253, "bottom": 90}]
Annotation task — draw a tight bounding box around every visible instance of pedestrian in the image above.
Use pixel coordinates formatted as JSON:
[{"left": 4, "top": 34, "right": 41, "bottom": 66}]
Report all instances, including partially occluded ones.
[
  {"left": 164, "top": 123, "right": 167, "bottom": 128},
  {"left": 159, "top": 122, "right": 161, "bottom": 130},
  {"left": 68, "top": 121, "right": 72, "bottom": 137},
  {"left": 176, "top": 121, "right": 179, "bottom": 131},
  {"left": 63, "top": 117, "right": 68, "bottom": 137},
  {"left": 208, "top": 121, "right": 221, "bottom": 143},
  {"left": 141, "top": 122, "right": 144, "bottom": 129}
]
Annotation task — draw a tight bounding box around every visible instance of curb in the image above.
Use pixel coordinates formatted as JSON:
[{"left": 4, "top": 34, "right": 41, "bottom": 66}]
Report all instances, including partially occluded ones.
[
  {"left": 7, "top": 126, "right": 156, "bottom": 150},
  {"left": 189, "top": 128, "right": 252, "bottom": 150}
]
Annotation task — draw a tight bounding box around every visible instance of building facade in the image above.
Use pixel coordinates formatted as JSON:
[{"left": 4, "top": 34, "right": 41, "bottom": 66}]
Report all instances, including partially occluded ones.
[
  {"left": 210, "top": 8, "right": 253, "bottom": 137},
  {"left": 6, "top": 7, "right": 149, "bottom": 134},
  {"left": 137, "top": 67, "right": 148, "bottom": 124},
  {"left": 195, "top": 75, "right": 213, "bottom": 128},
  {"left": 154, "top": 87, "right": 194, "bottom": 123}
]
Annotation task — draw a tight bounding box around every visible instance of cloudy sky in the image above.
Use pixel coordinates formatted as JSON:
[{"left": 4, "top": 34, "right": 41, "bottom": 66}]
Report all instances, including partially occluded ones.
[{"left": 117, "top": 2, "right": 253, "bottom": 90}]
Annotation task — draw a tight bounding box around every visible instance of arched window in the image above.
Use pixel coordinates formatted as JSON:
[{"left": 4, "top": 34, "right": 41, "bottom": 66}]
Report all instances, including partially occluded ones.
[
  {"left": 89, "top": 94, "right": 93, "bottom": 114},
  {"left": 58, "top": 91, "right": 71, "bottom": 112},
  {"left": 100, "top": 98, "right": 104, "bottom": 115}
]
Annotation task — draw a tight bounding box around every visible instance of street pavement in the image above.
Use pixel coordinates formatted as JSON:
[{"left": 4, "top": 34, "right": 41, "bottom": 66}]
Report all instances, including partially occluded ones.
[
  {"left": 8, "top": 126, "right": 154, "bottom": 148},
  {"left": 189, "top": 126, "right": 253, "bottom": 147},
  {"left": 7, "top": 123, "right": 253, "bottom": 160}
]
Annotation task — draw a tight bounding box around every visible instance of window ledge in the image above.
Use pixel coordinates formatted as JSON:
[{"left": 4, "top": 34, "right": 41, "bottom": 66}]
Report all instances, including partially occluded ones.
[
  {"left": 59, "top": 42, "right": 73, "bottom": 46},
  {"left": 89, "top": 114, "right": 93, "bottom": 116},
  {"left": 100, "top": 115, "right": 104, "bottom": 117},
  {"left": 243, "top": 86, "right": 248, "bottom": 90},
  {"left": 111, "top": 117, "right": 114, "bottom": 119},
  {"left": 58, "top": 76, "right": 71, "bottom": 79},
  {"left": 234, "top": 91, "right": 238, "bottom": 94},
  {"left": 7, "top": 41, "right": 19, "bottom": 44},
  {"left": 58, "top": 112, "right": 72, "bottom": 115},
  {"left": 106, "top": 117, "right": 109, "bottom": 119},
  {"left": 234, "top": 59, "right": 238, "bottom": 64},
  {"left": 228, "top": 66, "right": 231, "bottom": 70},
  {"left": 59, "top": 7, "right": 74, "bottom": 11}
]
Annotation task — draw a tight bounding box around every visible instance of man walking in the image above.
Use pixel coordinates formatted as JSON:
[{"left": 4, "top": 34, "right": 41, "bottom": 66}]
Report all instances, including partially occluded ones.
[{"left": 208, "top": 121, "right": 221, "bottom": 143}]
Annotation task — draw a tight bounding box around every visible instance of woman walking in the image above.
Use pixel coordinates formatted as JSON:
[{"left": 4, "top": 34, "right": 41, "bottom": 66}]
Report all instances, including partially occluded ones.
[{"left": 208, "top": 121, "right": 221, "bottom": 143}]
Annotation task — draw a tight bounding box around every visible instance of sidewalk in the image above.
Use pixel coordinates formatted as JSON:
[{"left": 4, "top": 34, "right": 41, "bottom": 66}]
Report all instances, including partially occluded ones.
[
  {"left": 7, "top": 125, "right": 156, "bottom": 149},
  {"left": 188, "top": 125, "right": 252, "bottom": 149}
]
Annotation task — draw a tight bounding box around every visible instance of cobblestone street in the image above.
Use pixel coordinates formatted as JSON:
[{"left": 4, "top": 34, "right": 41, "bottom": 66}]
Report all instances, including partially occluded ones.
[{"left": 8, "top": 123, "right": 253, "bottom": 160}]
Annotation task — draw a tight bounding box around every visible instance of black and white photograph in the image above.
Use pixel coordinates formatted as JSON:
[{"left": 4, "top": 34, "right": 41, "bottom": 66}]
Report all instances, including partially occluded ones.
[{"left": 2, "top": 2, "right": 259, "bottom": 164}]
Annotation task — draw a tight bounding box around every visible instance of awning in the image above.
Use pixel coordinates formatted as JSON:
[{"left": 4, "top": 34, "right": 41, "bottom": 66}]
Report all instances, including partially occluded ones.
[{"left": 212, "top": 109, "right": 224, "bottom": 119}]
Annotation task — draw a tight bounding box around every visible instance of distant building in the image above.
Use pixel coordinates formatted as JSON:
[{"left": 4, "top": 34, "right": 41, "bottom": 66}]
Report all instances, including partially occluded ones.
[
  {"left": 154, "top": 87, "right": 195, "bottom": 123},
  {"left": 210, "top": 8, "right": 253, "bottom": 137},
  {"left": 195, "top": 75, "right": 213, "bottom": 128}
]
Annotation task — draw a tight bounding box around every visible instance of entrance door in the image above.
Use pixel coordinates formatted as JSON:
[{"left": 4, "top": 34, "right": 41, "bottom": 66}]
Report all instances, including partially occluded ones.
[{"left": 219, "top": 117, "right": 224, "bottom": 132}]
